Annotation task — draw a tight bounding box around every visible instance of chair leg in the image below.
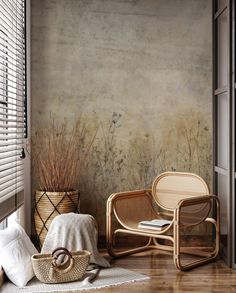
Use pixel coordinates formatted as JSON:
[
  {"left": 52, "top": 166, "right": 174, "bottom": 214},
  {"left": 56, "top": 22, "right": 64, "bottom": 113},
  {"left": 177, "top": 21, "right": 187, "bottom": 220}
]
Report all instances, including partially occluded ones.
[
  {"left": 152, "top": 237, "right": 174, "bottom": 252},
  {"left": 153, "top": 237, "right": 215, "bottom": 258},
  {"left": 173, "top": 203, "right": 220, "bottom": 271}
]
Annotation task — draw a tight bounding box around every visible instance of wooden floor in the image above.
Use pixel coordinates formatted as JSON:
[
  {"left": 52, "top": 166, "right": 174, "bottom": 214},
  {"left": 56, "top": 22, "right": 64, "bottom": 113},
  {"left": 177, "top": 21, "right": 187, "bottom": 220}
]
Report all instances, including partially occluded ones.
[
  {"left": 2, "top": 247, "right": 236, "bottom": 292},
  {"left": 89, "top": 249, "right": 236, "bottom": 293}
]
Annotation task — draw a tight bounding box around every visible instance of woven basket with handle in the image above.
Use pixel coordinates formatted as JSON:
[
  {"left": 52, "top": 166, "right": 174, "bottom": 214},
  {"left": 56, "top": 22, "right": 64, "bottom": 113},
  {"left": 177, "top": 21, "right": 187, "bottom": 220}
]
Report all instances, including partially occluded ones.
[{"left": 32, "top": 247, "right": 90, "bottom": 284}]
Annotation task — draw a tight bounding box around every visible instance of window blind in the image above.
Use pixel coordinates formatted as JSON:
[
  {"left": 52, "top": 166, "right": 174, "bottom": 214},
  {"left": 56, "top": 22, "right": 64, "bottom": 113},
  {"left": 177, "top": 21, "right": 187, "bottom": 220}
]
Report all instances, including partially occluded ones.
[{"left": 0, "top": 0, "right": 26, "bottom": 221}]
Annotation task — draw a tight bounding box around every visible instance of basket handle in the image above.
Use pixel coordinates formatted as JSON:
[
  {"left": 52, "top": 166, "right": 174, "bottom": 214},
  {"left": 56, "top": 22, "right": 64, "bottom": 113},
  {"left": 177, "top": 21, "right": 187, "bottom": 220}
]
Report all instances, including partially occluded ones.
[
  {"left": 52, "top": 247, "right": 72, "bottom": 258},
  {"left": 49, "top": 247, "right": 74, "bottom": 280}
]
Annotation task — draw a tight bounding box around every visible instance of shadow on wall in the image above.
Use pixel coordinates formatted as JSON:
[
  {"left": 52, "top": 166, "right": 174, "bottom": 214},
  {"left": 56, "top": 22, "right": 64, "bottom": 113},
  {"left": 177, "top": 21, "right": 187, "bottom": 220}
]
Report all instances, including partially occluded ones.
[{"left": 78, "top": 108, "right": 212, "bottom": 235}]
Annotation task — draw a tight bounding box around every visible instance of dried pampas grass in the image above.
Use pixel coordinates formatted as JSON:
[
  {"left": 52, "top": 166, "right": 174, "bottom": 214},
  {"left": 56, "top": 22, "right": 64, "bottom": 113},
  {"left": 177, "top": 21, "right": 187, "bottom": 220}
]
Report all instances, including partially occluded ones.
[{"left": 32, "top": 118, "right": 97, "bottom": 192}]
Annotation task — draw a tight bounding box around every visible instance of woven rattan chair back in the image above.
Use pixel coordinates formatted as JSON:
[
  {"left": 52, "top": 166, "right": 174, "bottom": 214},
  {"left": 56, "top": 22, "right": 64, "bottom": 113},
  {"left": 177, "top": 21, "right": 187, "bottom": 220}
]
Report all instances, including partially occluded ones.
[{"left": 152, "top": 172, "right": 211, "bottom": 226}]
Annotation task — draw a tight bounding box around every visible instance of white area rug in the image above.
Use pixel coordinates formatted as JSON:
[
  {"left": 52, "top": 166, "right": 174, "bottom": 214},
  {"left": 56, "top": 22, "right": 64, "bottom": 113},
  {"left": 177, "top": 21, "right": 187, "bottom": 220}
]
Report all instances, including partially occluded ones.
[{"left": 1, "top": 267, "right": 149, "bottom": 292}]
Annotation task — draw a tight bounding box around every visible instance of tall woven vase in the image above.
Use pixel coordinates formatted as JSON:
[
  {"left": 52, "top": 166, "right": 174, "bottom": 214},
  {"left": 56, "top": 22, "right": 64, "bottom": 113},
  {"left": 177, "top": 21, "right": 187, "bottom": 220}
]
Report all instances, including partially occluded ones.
[{"left": 34, "top": 190, "right": 79, "bottom": 248}]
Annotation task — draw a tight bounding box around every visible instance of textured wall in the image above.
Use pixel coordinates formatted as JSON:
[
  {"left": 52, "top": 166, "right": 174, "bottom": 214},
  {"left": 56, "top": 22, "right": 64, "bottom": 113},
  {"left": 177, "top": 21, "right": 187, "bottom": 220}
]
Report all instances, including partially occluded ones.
[{"left": 31, "top": 0, "right": 212, "bottom": 235}]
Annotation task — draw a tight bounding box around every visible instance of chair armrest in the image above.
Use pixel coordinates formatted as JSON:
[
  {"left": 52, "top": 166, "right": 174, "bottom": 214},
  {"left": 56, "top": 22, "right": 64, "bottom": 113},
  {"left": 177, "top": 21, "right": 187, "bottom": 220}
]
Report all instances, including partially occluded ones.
[
  {"left": 176, "top": 195, "right": 214, "bottom": 208},
  {"left": 174, "top": 195, "right": 220, "bottom": 226}
]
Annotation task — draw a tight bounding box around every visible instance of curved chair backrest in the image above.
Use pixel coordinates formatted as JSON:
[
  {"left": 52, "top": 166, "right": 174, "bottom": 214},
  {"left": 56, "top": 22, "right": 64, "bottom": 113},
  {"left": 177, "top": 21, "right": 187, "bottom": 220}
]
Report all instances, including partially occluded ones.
[{"left": 152, "top": 172, "right": 210, "bottom": 211}]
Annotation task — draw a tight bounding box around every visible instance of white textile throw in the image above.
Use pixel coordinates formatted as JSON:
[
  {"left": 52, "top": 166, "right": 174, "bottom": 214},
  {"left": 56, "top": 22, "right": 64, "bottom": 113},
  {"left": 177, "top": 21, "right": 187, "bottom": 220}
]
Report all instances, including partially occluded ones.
[{"left": 41, "top": 213, "right": 110, "bottom": 268}]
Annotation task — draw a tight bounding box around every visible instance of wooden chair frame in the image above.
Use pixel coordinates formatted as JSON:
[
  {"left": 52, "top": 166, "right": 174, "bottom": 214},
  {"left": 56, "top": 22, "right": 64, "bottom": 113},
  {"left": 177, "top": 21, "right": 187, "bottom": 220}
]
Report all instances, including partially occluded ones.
[{"left": 106, "top": 173, "right": 220, "bottom": 271}]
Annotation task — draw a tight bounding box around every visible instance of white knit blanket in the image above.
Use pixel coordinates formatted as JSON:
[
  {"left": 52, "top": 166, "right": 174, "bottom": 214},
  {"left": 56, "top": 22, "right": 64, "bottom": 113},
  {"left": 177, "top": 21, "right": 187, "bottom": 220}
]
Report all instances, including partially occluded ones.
[{"left": 41, "top": 213, "right": 110, "bottom": 268}]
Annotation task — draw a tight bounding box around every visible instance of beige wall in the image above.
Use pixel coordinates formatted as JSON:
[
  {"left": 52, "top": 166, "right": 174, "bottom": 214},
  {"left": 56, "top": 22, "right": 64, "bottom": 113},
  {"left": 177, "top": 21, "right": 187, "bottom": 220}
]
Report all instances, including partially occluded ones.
[{"left": 31, "top": 0, "right": 212, "bottom": 235}]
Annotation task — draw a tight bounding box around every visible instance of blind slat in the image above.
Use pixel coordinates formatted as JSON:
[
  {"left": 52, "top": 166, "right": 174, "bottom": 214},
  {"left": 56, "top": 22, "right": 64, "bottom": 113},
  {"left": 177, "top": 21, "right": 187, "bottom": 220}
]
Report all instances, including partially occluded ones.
[
  {"left": 0, "top": 22, "right": 24, "bottom": 50},
  {"left": 0, "top": 120, "right": 25, "bottom": 126},
  {"left": 1, "top": 0, "right": 24, "bottom": 23},
  {"left": 0, "top": 39, "right": 25, "bottom": 62},
  {"left": 0, "top": 112, "right": 24, "bottom": 119},
  {"left": 0, "top": 160, "right": 23, "bottom": 172},
  {"left": 0, "top": 150, "right": 21, "bottom": 159},
  {"left": 0, "top": 145, "right": 23, "bottom": 154},
  {"left": 0, "top": 46, "right": 25, "bottom": 63},
  {"left": 0, "top": 93, "right": 25, "bottom": 102},
  {"left": 0, "top": 1, "right": 25, "bottom": 21},
  {"left": 0, "top": 59, "right": 25, "bottom": 82},
  {"left": 0, "top": 141, "right": 24, "bottom": 147},
  {"left": 0, "top": 71, "right": 24, "bottom": 87},
  {"left": 0, "top": 100, "right": 25, "bottom": 108},
  {"left": 0, "top": 93, "right": 25, "bottom": 103},
  {"left": 0, "top": 165, "right": 23, "bottom": 179},
  {"left": 0, "top": 116, "right": 24, "bottom": 122},
  {"left": 0, "top": 8, "right": 25, "bottom": 34},
  {"left": 0, "top": 8, "right": 24, "bottom": 30},
  {"left": 0, "top": 135, "right": 23, "bottom": 141},
  {"left": 0, "top": 105, "right": 24, "bottom": 114},
  {"left": 0, "top": 129, "right": 24, "bottom": 134},
  {"left": 0, "top": 184, "right": 24, "bottom": 204},
  {"left": 0, "top": 154, "right": 22, "bottom": 164},
  {"left": 0, "top": 124, "right": 24, "bottom": 129},
  {"left": 0, "top": 82, "right": 25, "bottom": 95},
  {"left": 0, "top": 63, "right": 25, "bottom": 78},
  {"left": 0, "top": 172, "right": 24, "bottom": 187},
  {"left": 0, "top": 175, "right": 24, "bottom": 193},
  {"left": 0, "top": 135, "right": 24, "bottom": 141},
  {"left": 0, "top": 55, "right": 25, "bottom": 72},
  {"left": 0, "top": 144, "right": 23, "bottom": 152}
]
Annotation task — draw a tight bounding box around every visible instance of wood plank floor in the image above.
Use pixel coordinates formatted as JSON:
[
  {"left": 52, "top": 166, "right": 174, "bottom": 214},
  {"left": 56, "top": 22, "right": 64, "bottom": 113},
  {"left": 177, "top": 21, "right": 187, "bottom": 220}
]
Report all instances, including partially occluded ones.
[
  {"left": 89, "top": 249, "right": 236, "bottom": 293},
  {"left": 2, "top": 248, "right": 236, "bottom": 292}
]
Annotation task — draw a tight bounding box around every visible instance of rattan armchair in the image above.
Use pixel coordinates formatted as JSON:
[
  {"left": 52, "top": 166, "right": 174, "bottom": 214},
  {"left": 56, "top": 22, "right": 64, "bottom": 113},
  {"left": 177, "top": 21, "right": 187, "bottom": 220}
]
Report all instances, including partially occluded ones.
[{"left": 106, "top": 172, "right": 220, "bottom": 270}]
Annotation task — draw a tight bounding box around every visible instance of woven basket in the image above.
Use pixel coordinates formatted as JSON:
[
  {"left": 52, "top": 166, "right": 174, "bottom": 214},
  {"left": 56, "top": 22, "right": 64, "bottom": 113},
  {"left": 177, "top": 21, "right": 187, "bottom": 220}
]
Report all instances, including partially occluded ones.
[
  {"left": 34, "top": 190, "right": 79, "bottom": 247},
  {"left": 32, "top": 247, "right": 91, "bottom": 284}
]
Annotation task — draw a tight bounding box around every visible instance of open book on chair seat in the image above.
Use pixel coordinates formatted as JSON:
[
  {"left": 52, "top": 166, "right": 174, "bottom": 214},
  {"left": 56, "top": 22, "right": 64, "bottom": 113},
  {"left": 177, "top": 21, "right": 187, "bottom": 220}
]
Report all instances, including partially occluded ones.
[{"left": 138, "top": 219, "right": 172, "bottom": 231}]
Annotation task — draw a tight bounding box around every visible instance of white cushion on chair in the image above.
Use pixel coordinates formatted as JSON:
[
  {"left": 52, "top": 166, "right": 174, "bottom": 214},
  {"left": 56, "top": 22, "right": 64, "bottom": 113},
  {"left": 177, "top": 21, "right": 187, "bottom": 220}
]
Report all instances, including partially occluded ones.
[{"left": 0, "top": 222, "right": 38, "bottom": 287}]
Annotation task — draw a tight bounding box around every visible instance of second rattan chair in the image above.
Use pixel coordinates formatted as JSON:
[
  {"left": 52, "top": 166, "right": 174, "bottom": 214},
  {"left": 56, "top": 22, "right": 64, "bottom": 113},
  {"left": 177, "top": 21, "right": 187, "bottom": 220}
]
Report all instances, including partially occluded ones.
[{"left": 106, "top": 171, "right": 220, "bottom": 270}]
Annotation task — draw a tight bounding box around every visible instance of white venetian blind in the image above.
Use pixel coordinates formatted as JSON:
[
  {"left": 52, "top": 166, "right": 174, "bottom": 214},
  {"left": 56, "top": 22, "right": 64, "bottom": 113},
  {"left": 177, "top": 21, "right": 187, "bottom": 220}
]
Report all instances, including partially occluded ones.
[{"left": 0, "top": 0, "right": 26, "bottom": 221}]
